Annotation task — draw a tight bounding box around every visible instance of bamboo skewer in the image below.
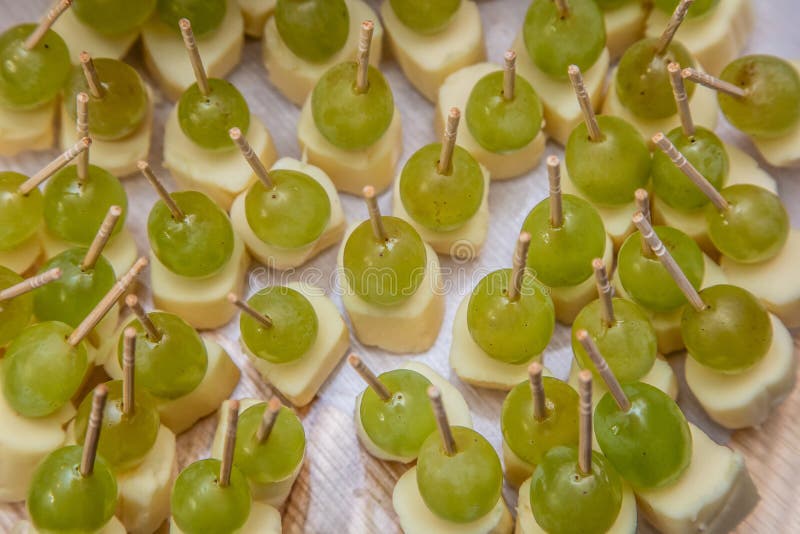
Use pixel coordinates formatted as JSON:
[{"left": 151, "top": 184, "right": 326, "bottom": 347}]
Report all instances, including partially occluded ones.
[
  {"left": 125, "top": 294, "right": 162, "bottom": 342},
  {"left": 219, "top": 400, "right": 239, "bottom": 487},
  {"left": 179, "top": 18, "right": 210, "bottom": 95},
  {"left": 577, "top": 369, "right": 593, "bottom": 475},
  {"left": 593, "top": 259, "right": 615, "bottom": 327},
  {"left": 554, "top": 0, "right": 570, "bottom": 18},
  {"left": 0, "top": 268, "right": 61, "bottom": 302},
  {"left": 503, "top": 50, "right": 516, "bottom": 101},
  {"left": 230, "top": 128, "right": 273, "bottom": 188},
  {"left": 80, "top": 52, "right": 105, "bottom": 99},
  {"left": 681, "top": 67, "right": 747, "bottom": 99},
  {"left": 668, "top": 63, "right": 695, "bottom": 136},
  {"left": 635, "top": 188, "right": 652, "bottom": 256},
  {"left": 81, "top": 205, "right": 122, "bottom": 271},
  {"left": 348, "top": 354, "right": 391, "bottom": 401},
  {"left": 547, "top": 156, "right": 563, "bottom": 228},
  {"left": 122, "top": 327, "right": 136, "bottom": 416},
  {"left": 256, "top": 397, "right": 283, "bottom": 443},
  {"left": 576, "top": 330, "right": 631, "bottom": 412},
  {"left": 24, "top": 0, "right": 72, "bottom": 50},
  {"left": 18, "top": 138, "right": 91, "bottom": 195},
  {"left": 137, "top": 161, "right": 185, "bottom": 220},
  {"left": 80, "top": 384, "right": 108, "bottom": 477},
  {"left": 655, "top": 0, "right": 694, "bottom": 56},
  {"left": 356, "top": 21, "right": 374, "bottom": 94},
  {"left": 568, "top": 65, "right": 602, "bottom": 142},
  {"left": 428, "top": 386, "right": 457, "bottom": 456},
  {"left": 76, "top": 92, "right": 90, "bottom": 181},
  {"left": 363, "top": 186, "right": 387, "bottom": 242},
  {"left": 227, "top": 293, "right": 273, "bottom": 328},
  {"left": 529, "top": 362, "right": 547, "bottom": 421},
  {"left": 508, "top": 233, "right": 532, "bottom": 302},
  {"left": 437, "top": 108, "right": 460, "bottom": 175}
]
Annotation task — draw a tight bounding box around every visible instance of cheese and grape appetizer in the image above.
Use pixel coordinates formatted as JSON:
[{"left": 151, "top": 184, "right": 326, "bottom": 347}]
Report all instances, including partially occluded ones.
[
  {"left": 0, "top": 267, "right": 60, "bottom": 347},
  {"left": 597, "top": 0, "right": 648, "bottom": 60},
  {"left": 238, "top": 0, "right": 275, "bottom": 38},
  {"left": 450, "top": 233, "right": 555, "bottom": 390},
  {"left": 263, "top": 0, "right": 383, "bottom": 105}
]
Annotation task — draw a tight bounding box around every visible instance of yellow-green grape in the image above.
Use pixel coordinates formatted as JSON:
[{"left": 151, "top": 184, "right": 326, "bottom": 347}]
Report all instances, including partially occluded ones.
[
  {"left": 0, "top": 171, "right": 43, "bottom": 251},
  {"left": 0, "top": 266, "right": 33, "bottom": 346},
  {"left": 466, "top": 71, "right": 543, "bottom": 153},
  {"left": 390, "top": 0, "right": 461, "bottom": 34},
  {"left": 531, "top": 446, "right": 623, "bottom": 534},
  {"left": 43, "top": 164, "right": 127, "bottom": 246},
  {"left": 158, "top": 0, "right": 226, "bottom": 37},
  {"left": 595, "top": 382, "right": 692, "bottom": 488},
  {"left": 719, "top": 55, "right": 800, "bottom": 138},
  {"left": 572, "top": 298, "right": 658, "bottom": 384},
  {"left": 523, "top": 0, "right": 606, "bottom": 79},
  {"left": 234, "top": 403, "right": 306, "bottom": 484},
  {"left": 417, "top": 426, "right": 503, "bottom": 523},
  {"left": 522, "top": 194, "right": 606, "bottom": 287},
  {"left": 359, "top": 369, "right": 437, "bottom": 458},
  {"left": 616, "top": 37, "right": 696, "bottom": 119},
  {"left": 178, "top": 78, "right": 250, "bottom": 150},
  {"left": 501, "top": 377, "right": 579, "bottom": 466},
  {"left": 618, "top": 226, "right": 704, "bottom": 312},
  {"left": 74, "top": 380, "right": 160, "bottom": 471},
  {"left": 651, "top": 126, "right": 728, "bottom": 210},
  {"left": 244, "top": 170, "right": 331, "bottom": 249},
  {"left": 467, "top": 269, "right": 555, "bottom": 363},
  {"left": 565, "top": 115, "right": 651, "bottom": 205},
  {"left": 240, "top": 286, "right": 318, "bottom": 363},
  {"left": 654, "top": 0, "right": 719, "bottom": 18},
  {"left": 74, "top": 0, "right": 157, "bottom": 35},
  {"left": 312, "top": 62, "right": 394, "bottom": 150},
  {"left": 595, "top": 0, "right": 634, "bottom": 9},
  {"left": 399, "top": 143, "right": 484, "bottom": 231},
  {"left": 3, "top": 321, "right": 89, "bottom": 417},
  {"left": 27, "top": 446, "right": 117, "bottom": 532},
  {"left": 0, "top": 24, "right": 71, "bottom": 110},
  {"left": 147, "top": 190, "right": 234, "bottom": 278},
  {"left": 681, "top": 284, "right": 772, "bottom": 373},
  {"left": 275, "top": 0, "right": 349, "bottom": 62},
  {"left": 343, "top": 217, "right": 427, "bottom": 306},
  {"left": 171, "top": 459, "right": 251, "bottom": 533},
  {"left": 706, "top": 184, "right": 789, "bottom": 263}
]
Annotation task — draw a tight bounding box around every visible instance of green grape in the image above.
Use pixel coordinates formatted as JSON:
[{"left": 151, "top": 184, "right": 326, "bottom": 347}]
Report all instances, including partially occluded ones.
[
  {"left": 147, "top": 190, "right": 234, "bottom": 278},
  {"left": 681, "top": 284, "right": 772, "bottom": 373},
  {"left": 0, "top": 266, "right": 33, "bottom": 346},
  {"left": 245, "top": 170, "right": 331, "bottom": 249},
  {"left": 417, "top": 426, "right": 502, "bottom": 523},
  {"left": 235, "top": 403, "right": 306, "bottom": 483},
  {"left": 158, "top": 0, "right": 226, "bottom": 37},
  {"left": 0, "top": 171, "right": 43, "bottom": 251},
  {"left": 240, "top": 286, "right": 318, "bottom": 363},
  {"left": 74, "top": 380, "right": 160, "bottom": 471},
  {"left": 64, "top": 58, "right": 148, "bottom": 141},
  {"left": 618, "top": 226, "right": 704, "bottom": 312},
  {"left": 595, "top": 0, "right": 634, "bottom": 9},
  {"left": 565, "top": 115, "right": 651, "bottom": 206},
  {"left": 33, "top": 248, "right": 116, "bottom": 329},
  {"left": 43, "top": 164, "right": 127, "bottom": 246},
  {"left": 399, "top": 143, "right": 484, "bottom": 231},
  {"left": 2, "top": 321, "right": 88, "bottom": 417},
  {"left": 616, "top": 37, "right": 696, "bottom": 119},
  {"left": 343, "top": 217, "right": 427, "bottom": 306},
  {"left": 178, "top": 78, "right": 250, "bottom": 150},
  {"left": 719, "top": 55, "right": 800, "bottom": 138},
  {"left": 465, "top": 70, "right": 543, "bottom": 152},
  {"left": 523, "top": 0, "right": 606, "bottom": 79},
  {"left": 595, "top": 382, "right": 692, "bottom": 488},
  {"left": 654, "top": 0, "right": 719, "bottom": 18},
  {"left": 706, "top": 184, "right": 789, "bottom": 263},
  {"left": 74, "top": 0, "right": 157, "bottom": 35},
  {"left": 572, "top": 298, "right": 658, "bottom": 384},
  {"left": 28, "top": 446, "right": 117, "bottom": 532},
  {"left": 467, "top": 269, "right": 555, "bottom": 363},
  {"left": 651, "top": 126, "right": 728, "bottom": 210},
  {"left": 171, "top": 459, "right": 251, "bottom": 533},
  {"left": 359, "top": 369, "right": 437, "bottom": 458},
  {"left": 312, "top": 62, "right": 394, "bottom": 150},
  {"left": 531, "top": 446, "right": 622, "bottom": 534},
  {"left": 275, "top": 0, "right": 349, "bottom": 62},
  {"left": 390, "top": 0, "right": 461, "bottom": 34},
  {"left": 522, "top": 194, "right": 606, "bottom": 287},
  {"left": 501, "top": 377, "right": 579, "bottom": 466},
  {"left": 118, "top": 312, "right": 207, "bottom": 399},
  {"left": 0, "top": 24, "right": 71, "bottom": 110}
]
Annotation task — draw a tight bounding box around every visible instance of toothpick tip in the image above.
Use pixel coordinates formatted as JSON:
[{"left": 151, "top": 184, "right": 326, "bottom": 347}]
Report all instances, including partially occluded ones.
[
  {"left": 427, "top": 385, "right": 441, "bottom": 400},
  {"left": 528, "top": 361, "right": 543, "bottom": 376},
  {"left": 136, "top": 160, "right": 149, "bottom": 171},
  {"left": 681, "top": 67, "right": 693, "bottom": 79},
  {"left": 546, "top": 155, "right": 560, "bottom": 167},
  {"left": 576, "top": 329, "right": 590, "bottom": 342},
  {"left": 123, "top": 326, "right": 137, "bottom": 340},
  {"left": 591, "top": 257, "right": 605, "bottom": 270},
  {"left": 226, "top": 292, "right": 238, "bottom": 304},
  {"left": 79, "top": 51, "right": 91, "bottom": 63},
  {"left": 568, "top": 64, "right": 580, "bottom": 76},
  {"left": 109, "top": 205, "right": 122, "bottom": 217},
  {"left": 95, "top": 383, "right": 108, "bottom": 397},
  {"left": 77, "top": 92, "right": 89, "bottom": 104},
  {"left": 267, "top": 396, "right": 282, "bottom": 413},
  {"left": 179, "top": 18, "right": 191, "bottom": 30},
  {"left": 668, "top": 62, "right": 681, "bottom": 73},
  {"left": 361, "top": 20, "right": 374, "bottom": 31},
  {"left": 578, "top": 369, "right": 592, "bottom": 383},
  {"left": 632, "top": 211, "right": 646, "bottom": 224},
  {"left": 652, "top": 132, "right": 665, "bottom": 143},
  {"left": 229, "top": 127, "right": 242, "bottom": 140},
  {"left": 448, "top": 107, "right": 460, "bottom": 119},
  {"left": 519, "top": 231, "right": 532, "bottom": 244},
  {"left": 347, "top": 353, "right": 360, "bottom": 366},
  {"left": 80, "top": 137, "right": 91, "bottom": 147},
  {"left": 228, "top": 399, "right": 240, "bottom": 413},
  {"left": 505, "top": 49, "right": 516, "bottom": 61},
  {"left": 362, "top": 185, "right": 376, "bottom": 199},
  {"left": 635, "top": 189, "right": 649, "bottom": 202},
  {"left": 124, "top": 293, "right": 138, "bottom": 307}
]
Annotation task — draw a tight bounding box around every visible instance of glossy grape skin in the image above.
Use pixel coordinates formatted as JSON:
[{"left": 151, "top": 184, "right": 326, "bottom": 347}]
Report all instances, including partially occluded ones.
[
  {"left": 171, "top": 459, "right": 251, "bottom": 533},
  {"left": 33, "top": 248, "right": 116, "bottom": 329},
  {"left": 118, "top": 312, "right": 207, "bottom": 399},
  {"left": 28, "top": 446, "right": 117, "bottom": 532},
  {"left": 465, "top": 71, "right": 543, "bottom": 153},
  {"left": 343, "top": 217, "right": 427, "bottom": 306},
  {"left": 616, "top": 38, "right": 696, "bottom": 119},
  {"left": 240, "top": 286, "right": 318, "bottom": 363},
  {"left": 706, "top": 184, "right": 789, "bottom": 263},
  {"left": 399, "top": 144, "right": 484, "bottom": 231},
  {"left": 595, "top": 382, "right": 692, "bottom": 488},
  {"left": 245, "top": 170, "right": 331, "bottom": 249},
  {"left": 531, "top": 446, "right": 622, "bottom": 534},
  {"left": 390, "top": 0, "right": 461, "bottom": 34},
  {"left": 178, "top": 78, "right": 250, "bottom": 150},
  {"left": 654, "top": 0, "right": 718, "bottom": 18},
  {"left": 44, "top": 164, "right": 128, "bottom": 246},
  {"left": 235, "top": 403, "right": 306, "bottom": 483},
  {"left": 566, "top": 115, "right": 652, "bottom": 206},
  {"left": 0, "top": 266, "right": 33, "bottom": 346},
  {"left": 501, "top": 377, "right": 579, "bottom": 466},
  {"left": 417, "top": 426, "right": 502, "bottom": 523},
  {"left": 157, "top": 0, "right": 226, "bottom": 37},
  {"left": 2, "top": 321, "right": 88, "bottom": 417},
  {"left": 359, "top": 369, "right": 437, "bottom": 458},
  {"left": 312, "top": 62, "right": 394, "bottom": 150},
  {"left": 0, "top": 172, "right": 43, "bottom": 251},
  {"left": 572, "top": 298, "right": 658, "bottom": 384},
  {"left": 275, "top": 0, "right": 349, "bottom": 62},
  {"left": 523, "top": 0, "right": 606, "bottom": 79},
  {"left": 0, "top": 24, "right": 71, "bottom": 110},
  {"left": 618, "top": 226, "right": 705, "bottom": 312},
  {"left": 147, "top": 190, "right": 234, "bottom": 278},
  {"left": 467, "top": 269, "right": 555, "bottom": 363},
  {"left": 74, "top": 0, "right": 157, "bottom": 35},
  {"left": 681, "top": 284, "right": 772, "bottom": 373},
  {"left": 74, "top": 380, "right": 160, "bottom": 471}
]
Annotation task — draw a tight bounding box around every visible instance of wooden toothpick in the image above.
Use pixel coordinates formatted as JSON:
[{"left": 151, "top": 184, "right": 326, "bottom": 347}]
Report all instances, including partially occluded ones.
[
  {"left": 79, "top": 52, "right": 105, "bottom": 99},
  {"left": 503, "top": 50, "right": 516, "bottom": 101},
  {"left": 635, "top": 188, "right": 651, "bottom": 256},
  {"left": 655, "top": 0, "right": 694, "bottom": 56},
  {"left": 219, "top": 400, "right": 240, "bottom": 487},
  {"left": 81, "top": 205, "right": 122, "bottom": 272},
  {"left": 125, "top": 294, "right": 162, "bottom": 342},
  {"left": 0, "top": 268, "right": 61, "bottom": 302},
  {"left": 593, "top": 258, "right": 615, "bottom": 327},
  {"left": 230, "top": 128, "right": 273, "bottom": 188},
  {"left": 529, "top": 362, "right": 547, "bottom": 421},
  {"left": 437, "top": 108, "right": 460, "bottom": 175},
  {"left": 179, "top": 18, "right": 210, "bottom": 96},
  {"left": 667, "top": 63, "right": 694, "bottom": 136},
  {"left": 137, "top": 161, "right": 185, "bottom": 220},
  {"left": 547, "top": 155, "right": 563, "bottom": 228},
  {"left": 122, "top": 327, "right": 136, "bottom": 416},
  {"left": 355, "top": 20, "right": 374, "bottom": 94},
  {"left": 577, "top": 369, "right": 593, "bottom": 475},
  {"left": 18, "top": 138, "right": 91, "bottom": 195},
  {"left": 568, "top": 65, "right": 602, "bottom": 142},
  {"left": 227, "top": 293, "right": 273, "bottom": 328},
  {"left": 80, "top": 384, "right": 108, "bottom": 477},
  {"left": 554, "top": 0, "right": 570, "bottom": 17},
  {"left": 76, "top": 92, "right": 90, "bottom": 181},
  {"left": 256, "top": 397, "right": 283, "bottom": 444},
  {"left": 362, "top": 186, "right": 387, "bottom": 242},
  {"left": 428, "top": 386, "right": 456, "bottom": 456},
  {"left": 575, "top": 330, "right": 631, "bottom": 412},
  {"left": 508, "top": 232, "right": 532, "bottom": 302},
  {"left": 24, "top": 0, "right": 72, "bottom": 50},
  {"left": 348, "top": 354, "right": 391, "bottom": 401},
  {"left": 681, "top": 67, "right": 747, "bottom": 99}
]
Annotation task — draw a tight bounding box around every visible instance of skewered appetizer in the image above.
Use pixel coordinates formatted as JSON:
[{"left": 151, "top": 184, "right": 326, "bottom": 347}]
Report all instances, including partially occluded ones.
[
  {"left": 597, "top": 0, "right": 649, "bottom": 60},
  {"left": 0, "top": 267, "right": 60, "bottom": 347},
  {"left": 238, "top": 0, "right": 275, "bottom": 38}
]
